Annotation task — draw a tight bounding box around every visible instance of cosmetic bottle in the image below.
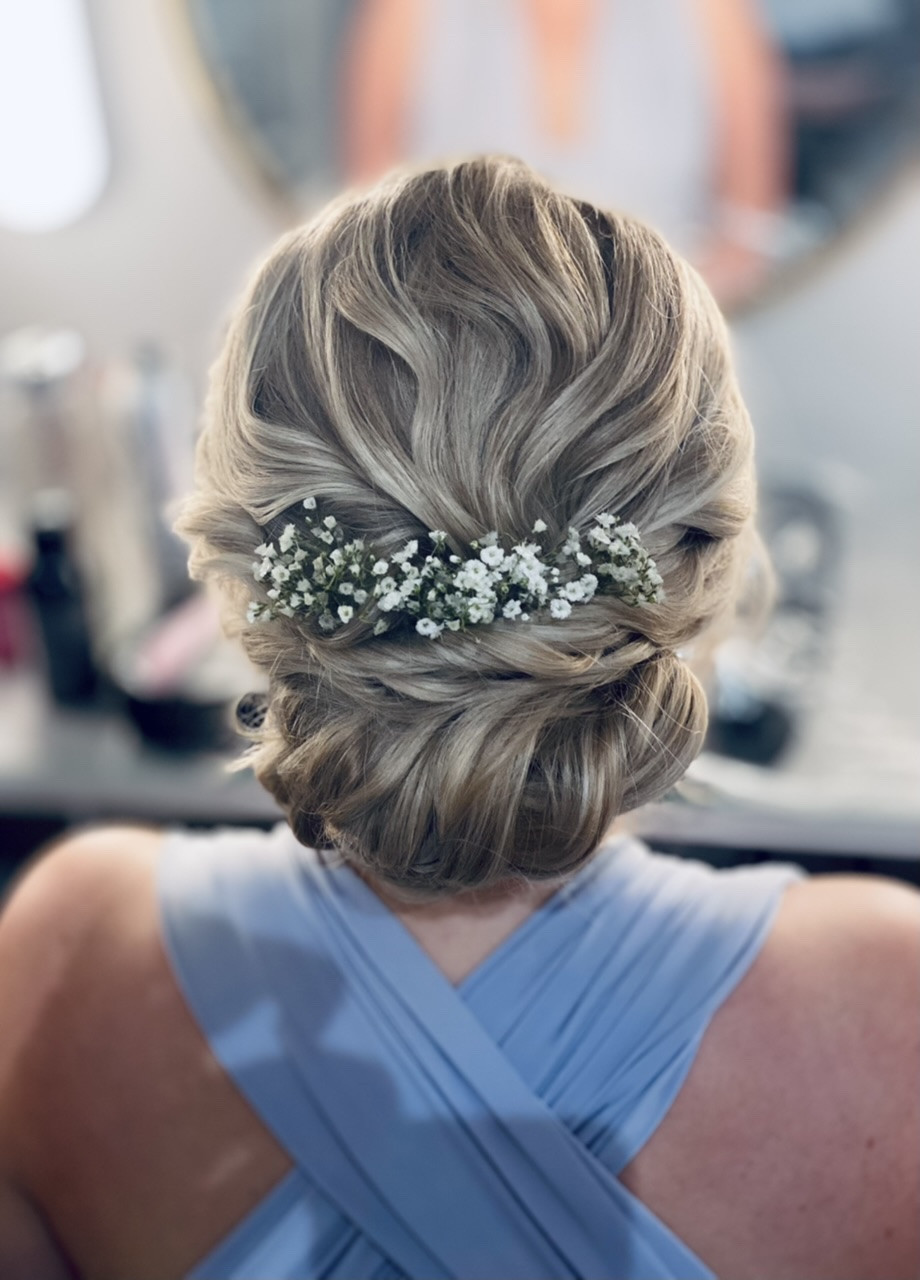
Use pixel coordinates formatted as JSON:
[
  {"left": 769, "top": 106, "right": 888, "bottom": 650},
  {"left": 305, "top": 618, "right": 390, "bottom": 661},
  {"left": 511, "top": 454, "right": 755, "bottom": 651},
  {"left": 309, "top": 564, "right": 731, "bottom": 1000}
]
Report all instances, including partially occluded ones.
[{"left": 26, "top": 489, "right": 98, "bottom": 706}]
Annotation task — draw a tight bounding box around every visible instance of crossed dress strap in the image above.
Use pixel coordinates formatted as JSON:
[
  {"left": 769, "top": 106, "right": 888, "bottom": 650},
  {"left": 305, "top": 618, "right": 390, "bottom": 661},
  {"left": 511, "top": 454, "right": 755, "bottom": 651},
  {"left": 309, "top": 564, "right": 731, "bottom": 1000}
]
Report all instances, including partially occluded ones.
[{"left": 158, "top": 824, "right": 801, "bottom": 1279}]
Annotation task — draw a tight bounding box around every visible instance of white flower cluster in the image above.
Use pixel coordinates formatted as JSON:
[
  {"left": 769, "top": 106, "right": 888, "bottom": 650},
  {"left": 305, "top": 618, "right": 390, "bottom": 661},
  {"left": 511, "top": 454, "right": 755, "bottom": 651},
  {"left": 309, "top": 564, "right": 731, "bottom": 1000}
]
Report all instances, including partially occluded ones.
[{"left": 247, "top": 499, "right": 663, "bottom": 638}]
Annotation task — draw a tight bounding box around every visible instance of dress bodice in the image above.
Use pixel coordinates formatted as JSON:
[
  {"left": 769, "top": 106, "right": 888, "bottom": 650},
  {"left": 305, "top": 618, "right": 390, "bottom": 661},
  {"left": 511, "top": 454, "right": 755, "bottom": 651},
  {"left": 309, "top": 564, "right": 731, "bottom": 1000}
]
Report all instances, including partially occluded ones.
[
  {"left": 405, "top": 0, "right": 715, "bottom": 253},
  {"left": 158, "top": 822, "right": 802, "bottom": 1278}
]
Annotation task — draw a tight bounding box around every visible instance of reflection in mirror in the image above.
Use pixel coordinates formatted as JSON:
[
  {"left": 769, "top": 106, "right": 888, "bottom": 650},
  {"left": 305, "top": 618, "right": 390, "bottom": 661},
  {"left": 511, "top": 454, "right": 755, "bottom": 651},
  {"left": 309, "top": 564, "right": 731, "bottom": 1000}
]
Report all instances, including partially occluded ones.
[
  {"left": 0, "top": 0, "right": 109, "bottom": 232},
  {"left": 179, "top": 0, "right": 919, "bottom": 310}
]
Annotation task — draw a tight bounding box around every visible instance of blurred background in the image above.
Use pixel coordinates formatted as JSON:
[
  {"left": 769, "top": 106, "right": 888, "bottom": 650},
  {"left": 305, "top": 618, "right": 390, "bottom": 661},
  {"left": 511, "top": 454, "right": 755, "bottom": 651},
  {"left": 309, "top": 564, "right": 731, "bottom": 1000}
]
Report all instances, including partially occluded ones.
[{"left": 0, "top": 0, "right": 917, "bottom": 884}]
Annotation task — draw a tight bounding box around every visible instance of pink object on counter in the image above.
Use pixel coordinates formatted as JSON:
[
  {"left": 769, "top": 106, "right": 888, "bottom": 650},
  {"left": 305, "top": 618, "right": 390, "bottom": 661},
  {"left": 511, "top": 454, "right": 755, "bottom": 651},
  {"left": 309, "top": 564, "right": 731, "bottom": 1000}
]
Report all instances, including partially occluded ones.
[
  {"left": 0, "top": 557, "right": 34, "bottom": 668},
  {"left": 129, "top": 592, "right": 221, "bottom": 696}
]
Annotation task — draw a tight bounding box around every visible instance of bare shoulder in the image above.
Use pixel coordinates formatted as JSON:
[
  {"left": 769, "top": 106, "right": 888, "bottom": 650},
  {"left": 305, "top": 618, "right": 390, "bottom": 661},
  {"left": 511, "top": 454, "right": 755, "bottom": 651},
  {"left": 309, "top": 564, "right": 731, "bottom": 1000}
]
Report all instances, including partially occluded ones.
[
  {"left": 0, "top": 824, "right": 169, "bottom": 1091},
  {"left": 759, "top": 872, "right": 920, "bottom": 1033},
  {"left": 0, "top": 824, "right": 173, "bottom": 1135},
  {"left": 0, "top": 823, "right": 166, "bottom": 1050},
  {"left": 622, "top": 873, "right": 920, "bottom": 1280},
  {"left": 0, "top": 823, "right": 165, "bottom": 955},
  {"left": 0, "top": 827, "right": 165, "bottom": 1271},
  {"left": 0, "top": 824, "right": 291, "bottom": 1278}
]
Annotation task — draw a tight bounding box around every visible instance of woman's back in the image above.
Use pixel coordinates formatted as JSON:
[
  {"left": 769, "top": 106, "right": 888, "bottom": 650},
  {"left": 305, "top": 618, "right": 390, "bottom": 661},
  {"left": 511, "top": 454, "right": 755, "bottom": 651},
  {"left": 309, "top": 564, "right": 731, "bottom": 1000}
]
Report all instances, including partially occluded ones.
[
  {"left": 1, "top": 824, "right": 917, "bottom": 1279},
  {"left": 156, "top": 822, "right": 799, "bottom": 1278}
]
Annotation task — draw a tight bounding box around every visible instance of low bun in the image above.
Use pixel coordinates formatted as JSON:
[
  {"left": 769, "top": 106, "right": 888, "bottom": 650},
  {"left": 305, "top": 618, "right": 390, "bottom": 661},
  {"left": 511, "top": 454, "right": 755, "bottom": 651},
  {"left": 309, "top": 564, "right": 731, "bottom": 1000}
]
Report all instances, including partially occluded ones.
[
  {"left": 236, "top": 624, "right": 706, "bottom": 896},
  {"left": 176, "top": 156, "right": 756, "bottom": 895}
]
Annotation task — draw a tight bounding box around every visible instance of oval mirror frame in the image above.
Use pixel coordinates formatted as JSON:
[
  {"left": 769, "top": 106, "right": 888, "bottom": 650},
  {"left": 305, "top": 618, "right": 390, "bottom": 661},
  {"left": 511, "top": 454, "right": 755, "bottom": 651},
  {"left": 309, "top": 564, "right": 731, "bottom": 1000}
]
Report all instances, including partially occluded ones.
[{"left": 167, "top": 0, "right": 920, "bottom": 315}]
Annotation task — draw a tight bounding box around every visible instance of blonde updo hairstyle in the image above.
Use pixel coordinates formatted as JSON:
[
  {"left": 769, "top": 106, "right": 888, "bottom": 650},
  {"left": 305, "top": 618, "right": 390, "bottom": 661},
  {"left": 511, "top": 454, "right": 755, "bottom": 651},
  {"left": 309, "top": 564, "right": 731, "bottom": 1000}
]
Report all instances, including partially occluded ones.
[{"left": 176, "top": 157, "right": 758, "bottom": 897}]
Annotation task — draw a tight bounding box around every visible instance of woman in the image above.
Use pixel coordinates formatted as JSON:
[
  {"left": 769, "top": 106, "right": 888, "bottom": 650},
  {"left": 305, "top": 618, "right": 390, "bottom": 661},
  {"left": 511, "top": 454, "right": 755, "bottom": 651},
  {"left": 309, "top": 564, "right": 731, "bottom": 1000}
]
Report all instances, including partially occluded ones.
[
  {"left": 0, "top": 157, "right": 917, "bottom": 1279},
  {"left": 341, "top": 0, "right": 789, "bottom": 306}
]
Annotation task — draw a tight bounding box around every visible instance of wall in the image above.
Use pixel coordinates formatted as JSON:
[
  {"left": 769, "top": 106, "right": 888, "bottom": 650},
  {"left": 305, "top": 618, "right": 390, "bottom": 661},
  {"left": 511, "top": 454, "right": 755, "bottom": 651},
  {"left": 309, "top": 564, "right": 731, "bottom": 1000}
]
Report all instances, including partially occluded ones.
[
  {"left": 0, "top": 0, "right": 285, "bottom": 388},
  {"left": 733, "top": 172, "right": 920, "bottom": 723},
  {"left": 729, "top": 172, "right": 920, "bottom": 798},
  {"left": 733, "top": 172, "right": 920, "bottom": 513}
]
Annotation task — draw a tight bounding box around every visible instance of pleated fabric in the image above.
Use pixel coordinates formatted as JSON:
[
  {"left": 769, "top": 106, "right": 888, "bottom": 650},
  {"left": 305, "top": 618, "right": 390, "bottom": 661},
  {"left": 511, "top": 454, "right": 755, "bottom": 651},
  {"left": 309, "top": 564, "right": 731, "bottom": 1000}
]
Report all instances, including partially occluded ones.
[{"left": 157, "top": 823, "right": 803, "bottom": 1279}]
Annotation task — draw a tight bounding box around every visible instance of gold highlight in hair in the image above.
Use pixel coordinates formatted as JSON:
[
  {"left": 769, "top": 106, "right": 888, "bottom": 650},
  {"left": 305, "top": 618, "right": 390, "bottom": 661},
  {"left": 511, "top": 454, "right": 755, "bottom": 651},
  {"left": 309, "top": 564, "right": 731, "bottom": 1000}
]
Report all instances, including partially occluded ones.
[{"left": 174, "top": 156, "right": 758, "bottom": 896}]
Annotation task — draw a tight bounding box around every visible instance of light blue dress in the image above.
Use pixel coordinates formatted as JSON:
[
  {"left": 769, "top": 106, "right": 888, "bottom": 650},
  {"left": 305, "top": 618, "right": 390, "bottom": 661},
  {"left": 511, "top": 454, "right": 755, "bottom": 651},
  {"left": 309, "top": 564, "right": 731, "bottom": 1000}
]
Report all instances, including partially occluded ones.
[{"left": 158, "top": 822, "right": 802, "bottom": 1279}]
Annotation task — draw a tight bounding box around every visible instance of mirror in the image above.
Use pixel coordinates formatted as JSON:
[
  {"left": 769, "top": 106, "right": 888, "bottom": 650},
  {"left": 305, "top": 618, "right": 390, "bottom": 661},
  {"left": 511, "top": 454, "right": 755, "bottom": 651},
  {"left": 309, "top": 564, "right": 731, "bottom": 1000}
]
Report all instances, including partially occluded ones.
[{"left": 175, "top": 0, "right": 919, "bottom": 310}]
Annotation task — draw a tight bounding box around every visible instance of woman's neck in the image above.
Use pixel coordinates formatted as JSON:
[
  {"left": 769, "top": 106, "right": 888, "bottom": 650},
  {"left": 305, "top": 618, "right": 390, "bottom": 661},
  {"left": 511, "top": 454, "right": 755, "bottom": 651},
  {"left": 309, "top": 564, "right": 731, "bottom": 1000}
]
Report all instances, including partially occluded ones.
[
  {"left": 349, "top": 817, "right": 629, "bottom": 984},
  {"left": 357, "top": 869, "right": 565, "bottom": 986}
]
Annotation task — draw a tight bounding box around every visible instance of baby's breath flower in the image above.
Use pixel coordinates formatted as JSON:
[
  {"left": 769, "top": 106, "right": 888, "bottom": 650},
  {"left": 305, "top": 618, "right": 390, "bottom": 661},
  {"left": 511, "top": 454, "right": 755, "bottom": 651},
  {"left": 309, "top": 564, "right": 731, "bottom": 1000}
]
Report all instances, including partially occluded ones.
[
  {"left": 562, "top": 528, "right": 581, "bottom": 556},
  {"left": 248, "top": 506, "right": 661, "bottom": 634},
  {"left": 392, "top": 540, "right": 419, "bottom": 565}
]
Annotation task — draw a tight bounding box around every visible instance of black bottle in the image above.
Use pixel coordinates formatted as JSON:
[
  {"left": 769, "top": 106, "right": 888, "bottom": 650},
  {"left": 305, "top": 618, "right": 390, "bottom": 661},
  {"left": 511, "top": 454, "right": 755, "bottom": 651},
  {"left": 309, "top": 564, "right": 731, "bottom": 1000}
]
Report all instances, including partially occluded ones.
[{"left": 27, "top": 492, "right": 98, "bottom": 706}]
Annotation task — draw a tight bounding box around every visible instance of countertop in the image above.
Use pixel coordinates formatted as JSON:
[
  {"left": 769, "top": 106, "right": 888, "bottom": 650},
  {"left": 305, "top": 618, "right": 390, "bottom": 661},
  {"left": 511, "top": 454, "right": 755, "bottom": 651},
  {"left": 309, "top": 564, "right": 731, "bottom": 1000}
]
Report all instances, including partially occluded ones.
[{"left": 1, "top": 664, "right": 916, "bottom": 860}]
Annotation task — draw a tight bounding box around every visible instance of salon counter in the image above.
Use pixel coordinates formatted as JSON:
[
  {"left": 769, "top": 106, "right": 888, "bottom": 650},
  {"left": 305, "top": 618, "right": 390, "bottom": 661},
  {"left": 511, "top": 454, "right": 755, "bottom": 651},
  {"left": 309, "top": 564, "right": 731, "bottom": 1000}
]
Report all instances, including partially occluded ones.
[{"left": 1, "top": 667, "right": 917, "bottom": 864}]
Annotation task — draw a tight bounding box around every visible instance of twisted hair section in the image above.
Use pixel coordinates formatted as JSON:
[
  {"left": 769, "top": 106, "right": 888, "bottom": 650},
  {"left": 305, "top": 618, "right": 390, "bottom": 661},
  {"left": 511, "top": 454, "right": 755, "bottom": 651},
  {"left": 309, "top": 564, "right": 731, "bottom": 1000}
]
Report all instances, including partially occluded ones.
[{"left": 175, "top": 156, "right": 757, "bottom": 895}]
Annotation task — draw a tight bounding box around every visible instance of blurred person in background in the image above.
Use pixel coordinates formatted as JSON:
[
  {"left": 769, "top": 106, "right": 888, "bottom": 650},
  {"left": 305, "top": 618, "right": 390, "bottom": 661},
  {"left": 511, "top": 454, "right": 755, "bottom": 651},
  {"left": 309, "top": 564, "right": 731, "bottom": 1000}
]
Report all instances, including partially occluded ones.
[
  {"left": 0, "top": 157, "right": 917, "bottom": 1280},
  {"left": 342, "top": 0, "right": 789, "bottom": 306}
]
